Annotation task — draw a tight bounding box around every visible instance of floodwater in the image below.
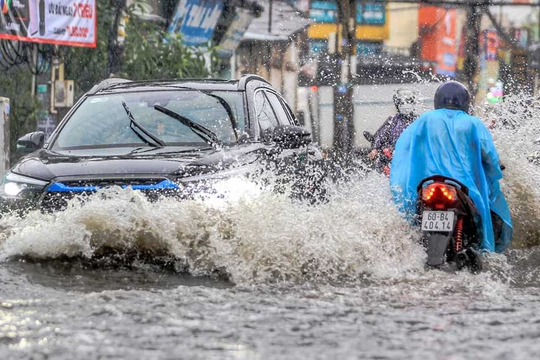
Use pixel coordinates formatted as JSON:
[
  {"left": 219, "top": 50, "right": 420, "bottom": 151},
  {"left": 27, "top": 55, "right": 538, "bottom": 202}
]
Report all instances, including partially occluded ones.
[{"left": 1, "top": 98, "right": 540, "bottom": 360}]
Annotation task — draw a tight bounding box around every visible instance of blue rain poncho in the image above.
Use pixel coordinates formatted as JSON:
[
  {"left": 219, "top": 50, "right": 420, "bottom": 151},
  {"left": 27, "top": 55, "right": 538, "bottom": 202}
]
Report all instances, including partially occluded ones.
[{"left": 390, "top": 108, "right": 513, "bottom": 252}]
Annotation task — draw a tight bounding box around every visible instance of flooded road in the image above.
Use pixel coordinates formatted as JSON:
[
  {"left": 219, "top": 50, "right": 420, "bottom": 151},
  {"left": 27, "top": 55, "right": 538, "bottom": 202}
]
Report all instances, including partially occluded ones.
[
  {"left": 1, "top": 102, "right": 540, "bottom": 360},
  {"left": 1, "top": 253, "right": 540, "bottom": 360},
  {"left": 1, "top": 173, "right": 539, "bottom": 360}
]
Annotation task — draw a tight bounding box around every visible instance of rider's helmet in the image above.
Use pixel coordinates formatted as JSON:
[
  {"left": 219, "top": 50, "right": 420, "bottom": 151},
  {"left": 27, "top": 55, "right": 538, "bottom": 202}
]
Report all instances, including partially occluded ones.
[
  {"left": 434, "top": 81, "right": 470, "bottom": 113},
  {"left": 393, "top": 89, "right": 418, "bottom": 116}
]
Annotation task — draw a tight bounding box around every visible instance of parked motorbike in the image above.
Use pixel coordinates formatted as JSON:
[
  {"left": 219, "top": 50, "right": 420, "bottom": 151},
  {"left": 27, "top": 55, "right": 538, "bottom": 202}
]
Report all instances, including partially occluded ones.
[{"left": 416, "top": 175, "right": 483, "bottom": 273}]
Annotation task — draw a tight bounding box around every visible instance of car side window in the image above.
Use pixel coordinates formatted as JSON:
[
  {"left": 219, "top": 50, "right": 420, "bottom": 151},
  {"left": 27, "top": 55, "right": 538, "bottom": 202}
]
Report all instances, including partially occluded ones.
[
  {"left": 264, "top": 91, "right": 293, "bottom": 126},
  {"left": 280, "top": 97, "right": 298, "bottom": 126},
  {"left": 254, "top": 90, "right": 278, "bottom": 132}
]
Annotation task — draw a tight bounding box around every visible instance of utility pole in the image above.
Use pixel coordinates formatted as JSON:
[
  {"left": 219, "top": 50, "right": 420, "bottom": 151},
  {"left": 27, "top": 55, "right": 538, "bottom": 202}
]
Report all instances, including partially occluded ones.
[
  {"left": 108, "top": 0, "right": 127, "bottom": 77},
  {"left": 462, "top": 3, "right": 482, "bottom": 97},
  {"left": 346, "top": 2, "right": 357, "bottom": 153},
  {"left": 30, "top": 43, "right": 38, "bottom": 99},
  {"left": 333, "top": 0, "right": 356, "bottom": 156},
  {"left": 268, "top": 0, "right": 273, "bottom": 34}
]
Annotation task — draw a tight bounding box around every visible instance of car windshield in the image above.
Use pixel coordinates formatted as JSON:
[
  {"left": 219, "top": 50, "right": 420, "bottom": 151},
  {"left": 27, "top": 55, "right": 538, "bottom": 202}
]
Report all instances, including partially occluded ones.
[{"left": 53, "top": 90, "right": 245, "bottom": 149}]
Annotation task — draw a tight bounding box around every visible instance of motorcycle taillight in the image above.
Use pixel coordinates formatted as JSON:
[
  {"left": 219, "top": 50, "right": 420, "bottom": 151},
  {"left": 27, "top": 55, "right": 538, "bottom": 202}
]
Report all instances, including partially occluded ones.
[{"left": 422, "top": 183, "right": 457, "bottom": 209}]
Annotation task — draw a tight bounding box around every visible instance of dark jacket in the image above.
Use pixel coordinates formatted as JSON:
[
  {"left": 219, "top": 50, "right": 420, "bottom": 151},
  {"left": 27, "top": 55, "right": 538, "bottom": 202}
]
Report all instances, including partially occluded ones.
[{"left": 372, "top": 113, "right": 416, "bottom": 151}]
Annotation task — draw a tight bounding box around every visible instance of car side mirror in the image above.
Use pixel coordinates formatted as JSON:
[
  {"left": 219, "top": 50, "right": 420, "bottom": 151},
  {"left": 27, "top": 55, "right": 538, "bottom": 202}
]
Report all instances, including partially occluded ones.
[
  {"left": 17, "top": 131, "right": 45, "bottom": 153},
  {"left": 270, "top": 125, "right": 311, "bottom": 148},
  {"left": 238, "top": 132, "right": 250, "bottom": 144}
]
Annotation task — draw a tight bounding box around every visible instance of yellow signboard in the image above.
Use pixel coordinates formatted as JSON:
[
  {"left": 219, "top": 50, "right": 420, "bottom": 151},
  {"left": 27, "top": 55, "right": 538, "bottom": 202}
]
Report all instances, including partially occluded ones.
[{"left": 307, "top": 18, "right": 389, "bottom": 41}]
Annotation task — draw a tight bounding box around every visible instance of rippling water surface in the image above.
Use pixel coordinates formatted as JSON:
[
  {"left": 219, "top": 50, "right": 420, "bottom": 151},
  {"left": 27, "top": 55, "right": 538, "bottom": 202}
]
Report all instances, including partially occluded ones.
[{"left": 1, "top": 99, "right": 540, "bottom": 359}]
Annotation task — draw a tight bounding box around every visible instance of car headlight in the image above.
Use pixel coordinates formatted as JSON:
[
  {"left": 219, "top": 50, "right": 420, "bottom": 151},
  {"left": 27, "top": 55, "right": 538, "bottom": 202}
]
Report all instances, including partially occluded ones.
[
  {"left": 179, "top": 165, "right": 254, "bottom": 183},
  {"left": 1, "top": 172, "right": 48, "bottom": 197}
]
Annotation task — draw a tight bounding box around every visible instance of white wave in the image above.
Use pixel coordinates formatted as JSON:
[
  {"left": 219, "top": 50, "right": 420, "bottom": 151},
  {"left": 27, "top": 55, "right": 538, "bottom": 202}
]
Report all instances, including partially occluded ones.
[
  {"left": 479, "top": 98, "right": 540, "bottom": 248},
  {"left": 0, "top": 173, "right": 426, "bottom": 284}
]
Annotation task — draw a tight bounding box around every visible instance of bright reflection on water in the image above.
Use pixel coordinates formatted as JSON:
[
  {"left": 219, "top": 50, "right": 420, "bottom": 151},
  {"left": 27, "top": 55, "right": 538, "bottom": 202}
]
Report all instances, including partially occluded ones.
[{"left": 0, "top": 94, "right": 539, "bottom": 359}]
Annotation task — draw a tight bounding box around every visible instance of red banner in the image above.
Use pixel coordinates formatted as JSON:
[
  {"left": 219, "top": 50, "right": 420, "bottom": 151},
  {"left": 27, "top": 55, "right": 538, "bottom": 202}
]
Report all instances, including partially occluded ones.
[
  {"left": 419, "top": 6, "right": 457, "bottom": 77},
  {"left": 0, "top": 0, "right": 97, "bottom": 48}
]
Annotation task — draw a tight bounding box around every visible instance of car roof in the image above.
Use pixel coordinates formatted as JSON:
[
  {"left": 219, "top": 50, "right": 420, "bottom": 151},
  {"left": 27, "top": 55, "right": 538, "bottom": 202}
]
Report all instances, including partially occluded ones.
[{"left": 88, "top": 75, "right": 270, "bottom": 95}]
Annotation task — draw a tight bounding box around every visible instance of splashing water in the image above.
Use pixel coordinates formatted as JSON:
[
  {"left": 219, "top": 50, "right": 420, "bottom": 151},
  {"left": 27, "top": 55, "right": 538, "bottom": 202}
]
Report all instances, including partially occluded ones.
[
  {"left": 478, "top": 96, "right": 540, "bottom": 249},
  {"left": 0, "top": 92, "right": 539, "bottom": 288},
  {"left": 0, "top": 171, "right": 427, "bottom": 284}
]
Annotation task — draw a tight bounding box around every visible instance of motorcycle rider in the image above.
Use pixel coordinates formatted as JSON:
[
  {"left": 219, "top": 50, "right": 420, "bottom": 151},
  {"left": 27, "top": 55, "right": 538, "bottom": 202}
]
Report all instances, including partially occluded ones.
[
  {"left": 390, "top": 81, "right": 513, "bottom": 253},
  {"left": 369, "top": 89, "right": 419, "bottom": 175}
]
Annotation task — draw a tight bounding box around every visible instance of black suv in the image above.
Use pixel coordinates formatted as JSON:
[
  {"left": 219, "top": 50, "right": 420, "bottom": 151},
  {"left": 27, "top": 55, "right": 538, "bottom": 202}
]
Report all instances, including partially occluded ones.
[{"left": 1, "top": 75, "right": 327, "bottom": 212}]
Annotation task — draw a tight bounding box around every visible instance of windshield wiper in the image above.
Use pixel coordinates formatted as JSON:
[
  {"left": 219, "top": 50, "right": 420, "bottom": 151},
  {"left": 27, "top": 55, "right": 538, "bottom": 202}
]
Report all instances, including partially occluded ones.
[
  {"left": 159, "top": 86, "right": 238, "bottom": 141},
  {"left": 205, "top": 93, "right": 238, "bottom": 140},
  {"left": 153, "top": 105, "right": 220, "bottom": 146},
  {"left": 122, "top": 101, "right": 165, "bottom": 147}
]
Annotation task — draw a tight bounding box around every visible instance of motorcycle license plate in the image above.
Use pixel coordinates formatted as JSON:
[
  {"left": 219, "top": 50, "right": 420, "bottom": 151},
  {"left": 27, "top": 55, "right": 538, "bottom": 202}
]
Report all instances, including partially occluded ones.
[{"left": 421, "top": 211, "right": 455, "bottom": 232}]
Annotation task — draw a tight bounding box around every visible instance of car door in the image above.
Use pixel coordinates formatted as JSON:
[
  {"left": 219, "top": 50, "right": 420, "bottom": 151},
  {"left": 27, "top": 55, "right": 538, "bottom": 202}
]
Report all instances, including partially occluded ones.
[
  {"left": 264, "top": 89, "right": 323, "bottom": 158},
  {"left": 260, "top": 89, "right": 303, "bottom": 164},
  {"left": 258, "top": 89, "right": 318, "bottom": 176},
  {"left": 265, "top": 89, "right": 328, "bottom": 202},
  {"left": 252, "top": 86, "right": 327, "bottom": 202}
]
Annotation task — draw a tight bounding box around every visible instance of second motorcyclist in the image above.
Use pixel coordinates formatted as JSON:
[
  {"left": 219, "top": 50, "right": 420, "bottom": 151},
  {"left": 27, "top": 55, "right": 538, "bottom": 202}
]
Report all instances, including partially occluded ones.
[{"left": 369, "top": 89, "right": 419, "bottom": 175}]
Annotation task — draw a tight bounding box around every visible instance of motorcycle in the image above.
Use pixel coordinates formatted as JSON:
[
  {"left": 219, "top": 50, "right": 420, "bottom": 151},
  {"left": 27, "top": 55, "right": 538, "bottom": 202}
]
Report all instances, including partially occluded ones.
[{"left": 416, "top": 175, "right": 483, "bottom": 273}]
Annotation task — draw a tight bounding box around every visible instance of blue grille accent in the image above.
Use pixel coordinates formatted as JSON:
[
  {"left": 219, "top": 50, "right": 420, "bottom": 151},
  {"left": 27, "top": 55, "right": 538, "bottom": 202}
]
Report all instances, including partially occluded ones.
[{"left": 47, "top": 179, "right": 180, "bottom": 193}]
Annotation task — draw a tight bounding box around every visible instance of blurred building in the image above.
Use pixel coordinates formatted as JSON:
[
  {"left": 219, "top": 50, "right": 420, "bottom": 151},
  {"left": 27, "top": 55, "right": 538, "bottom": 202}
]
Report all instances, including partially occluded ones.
[
  {"left": 384, "top": 3, "right": 418, "bottom": 53},
  {"left": 306, "top": 0, "right": 389, "bottom": 55},
  {"left": 146, "top": 0, "right": 537, "bottom": 101},
  {"left": 234, "top": 0, "right": 311, "bottom": 108},
  {"left": 293, "top": 1, "right": 433, "bottom": 85}
]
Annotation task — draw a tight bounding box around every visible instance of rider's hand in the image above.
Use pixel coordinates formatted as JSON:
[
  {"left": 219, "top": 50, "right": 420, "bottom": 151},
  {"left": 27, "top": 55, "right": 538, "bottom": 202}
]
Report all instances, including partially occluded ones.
[
  {"left": 368, "top": 149, "right": 378, "bottom": 160},
  {"left": 382, "top": 148, "right": 393, "bottom": 159}
]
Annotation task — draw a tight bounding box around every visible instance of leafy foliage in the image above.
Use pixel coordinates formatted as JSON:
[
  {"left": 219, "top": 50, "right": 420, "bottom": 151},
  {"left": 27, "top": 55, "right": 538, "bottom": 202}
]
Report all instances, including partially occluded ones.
[
  {"left": 0, "top": 68, "right": 39, "bottom": 163},
  {"left": 63, "top": 1, "right": 217, "bottom": 95},
  {"left": 121, "top": 15, "right": 217, "bottom": 81},
  {"left": 2, "top": 0, "right": 218, "bottom": 156},
  {"left": 62, "top": 0, "right": 112, "bottom": 95}
]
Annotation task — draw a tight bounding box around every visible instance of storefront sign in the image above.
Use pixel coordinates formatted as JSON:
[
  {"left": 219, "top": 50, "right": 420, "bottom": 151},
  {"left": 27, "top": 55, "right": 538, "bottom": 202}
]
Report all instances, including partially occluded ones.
[
  {"left": 358, "top": 4, "right": 385, "bottom": 25},
  {"left": 309, "top": 1, "right": 336, "bottom": 23},
  {"left": 436, "top": 10, "right": 457, "bottom": 77},
  {"left": 310, "top": 1, "right": 386, "bottom": 26},
  {"left": 419, "top": 7, "right": 457, "bottom": 77},
  {"left": 168, "top": 0, "right": 223, "bottom": 46},
  {"left": 217, "top": 8, "right": 253, "bottom": 57},
  {"left": 483, "top": 30, "right": 499, "bottom": 61},
  {"left": 0, "top": 0, "right": 97, "bottom": 48}
]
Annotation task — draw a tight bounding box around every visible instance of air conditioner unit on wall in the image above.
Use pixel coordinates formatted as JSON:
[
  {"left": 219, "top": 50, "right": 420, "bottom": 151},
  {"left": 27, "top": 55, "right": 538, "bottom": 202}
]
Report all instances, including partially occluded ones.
[{"left": 54, "top": 80, "right": 75, "bottom": 108}]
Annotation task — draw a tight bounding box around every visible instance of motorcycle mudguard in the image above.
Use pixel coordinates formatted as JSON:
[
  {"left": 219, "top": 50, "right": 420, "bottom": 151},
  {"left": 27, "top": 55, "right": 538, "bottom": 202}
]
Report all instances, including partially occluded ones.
[{"left": 424, "top": 233, "right": 452, "bottom": 266}]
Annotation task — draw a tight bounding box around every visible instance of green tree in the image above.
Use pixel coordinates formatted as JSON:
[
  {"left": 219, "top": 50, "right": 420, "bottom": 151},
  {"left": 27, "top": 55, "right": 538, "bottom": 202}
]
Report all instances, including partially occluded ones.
[
  {"left": 0, "top": 69, "right": 38, "bottom": 164},
  {"left": 63, "top": 1, "right": 216, "bottom": 95},
  {"left": 62, "top": 1, "right": 111, "bottom": 94},
  {"left": 1, "top": 1, "right": 217, "bottom": 158}
]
